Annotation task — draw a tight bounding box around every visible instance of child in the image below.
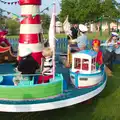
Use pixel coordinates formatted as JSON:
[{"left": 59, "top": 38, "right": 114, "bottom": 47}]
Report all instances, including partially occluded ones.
[
  {"left": 103, "top": 32, "right": 119, "bottom": 76},
  {"left": 38, "top": 47, "right": 53, "bottom": 84},
  {"left": 16, "top": 48, "right": 39, "bottom": 80},
  {"left": 92, "top": 39, "right": 103, "bottom": 69},
  {"left": 0, "top": 30, "right": 11, "bottom": 47}
]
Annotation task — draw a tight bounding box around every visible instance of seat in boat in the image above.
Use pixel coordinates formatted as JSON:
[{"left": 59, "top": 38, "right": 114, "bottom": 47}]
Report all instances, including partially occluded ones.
[{"left": 18, "top": 77, "right": 34, "bottom": 86}]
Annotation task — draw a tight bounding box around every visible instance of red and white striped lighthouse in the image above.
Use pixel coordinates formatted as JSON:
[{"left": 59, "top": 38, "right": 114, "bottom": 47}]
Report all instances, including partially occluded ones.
[{"left": 18, "top": 0, "right": 43, "bottom": 65}]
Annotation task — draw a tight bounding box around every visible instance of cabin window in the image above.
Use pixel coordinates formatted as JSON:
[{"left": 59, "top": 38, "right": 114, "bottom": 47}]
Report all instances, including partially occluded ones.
[
  {"left": 74, "top": 58, "right": 81, "bottom": 69},
  {"left": 91, "top": 57, "right": 96, "bottom": 70},
  {"left": 82, "top": 59, "right": 89, "bottom": 71}
]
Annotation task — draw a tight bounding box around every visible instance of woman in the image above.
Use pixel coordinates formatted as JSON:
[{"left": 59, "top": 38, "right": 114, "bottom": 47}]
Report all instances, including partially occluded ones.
[
  {"left": 103, "top": 32, "right": 119, "bottom": 76},
  {"left": 76, "top": 24, "right": 89, "bottom": 50},
  {"left": 69, "top": 24, "right": 89, "bottom": 53}
]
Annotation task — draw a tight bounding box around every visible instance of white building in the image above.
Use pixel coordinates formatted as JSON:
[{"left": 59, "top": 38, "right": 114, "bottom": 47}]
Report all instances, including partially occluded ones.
[
  {"left": 56, "top": 21, "right": 63, "bottom": 33},
  {"left": 89, "top": 21, "right": 120, "bottom": 32}
]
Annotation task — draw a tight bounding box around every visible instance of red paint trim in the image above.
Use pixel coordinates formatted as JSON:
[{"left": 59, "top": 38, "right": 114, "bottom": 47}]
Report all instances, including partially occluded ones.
[
  {"left": 19, "top": 0, "right": 41, "bottom": 5},
  {"left": 31, "top": 52, "right": 42, "bottom": 65},
  {"left": 78, "top": 82, "right": 100, "bottom": 89},
  {"left": 0, "top": 46, "right": 10, "bottom": 53},
  {"left": 20, "top": 15, "right": 41, "bottom": 24},
  {"left": 19, "top": 34, "right": 39, "bottom": 43}
]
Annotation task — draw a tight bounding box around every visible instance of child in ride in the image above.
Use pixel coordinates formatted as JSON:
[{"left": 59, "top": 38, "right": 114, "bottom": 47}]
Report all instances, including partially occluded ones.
[
  {"left": 38, "top": 47, "right": 53, "bottom": 84},
  {"left": 0, "top": 30, "right": 10, "bottom": 47},
  {"left": 92, "top": 39, "right": 103, "bottom": 69}
]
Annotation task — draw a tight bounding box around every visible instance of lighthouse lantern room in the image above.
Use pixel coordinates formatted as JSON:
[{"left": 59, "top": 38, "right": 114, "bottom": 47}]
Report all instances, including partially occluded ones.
[{"left": 72, "top": 50, "right": 97, "bottom": 74}]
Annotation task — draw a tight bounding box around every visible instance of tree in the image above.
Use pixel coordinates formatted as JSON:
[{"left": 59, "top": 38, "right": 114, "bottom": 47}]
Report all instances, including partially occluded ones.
[
  {"left": 6, "top": 19, "right": 20, "bottom": 35},
  {"left": 41, "top": 13, "right": 50, "bottom": 33},
  {"left": 59, "top": 0, "right": 120, "bottom": 23},
  {"left": 0, "top": 9, "right": 4, "bottom": 29},
  {"left": 100, "top": 0, "right": 120, "bottom": 20}
]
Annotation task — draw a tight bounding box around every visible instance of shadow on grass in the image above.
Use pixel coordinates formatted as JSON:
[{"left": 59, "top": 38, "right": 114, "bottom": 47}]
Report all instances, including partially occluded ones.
[{"left": 98, "top": 64, "right": 120, "bottom": 99}]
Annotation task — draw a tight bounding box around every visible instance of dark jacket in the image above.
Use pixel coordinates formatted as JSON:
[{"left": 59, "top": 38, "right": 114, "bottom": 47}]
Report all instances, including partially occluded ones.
[
  {"left": 71, "top": 27, "right": 78, "bottom": 39},
  {"left": 18, "top": 55, "right": 39, "bottom": 74}
]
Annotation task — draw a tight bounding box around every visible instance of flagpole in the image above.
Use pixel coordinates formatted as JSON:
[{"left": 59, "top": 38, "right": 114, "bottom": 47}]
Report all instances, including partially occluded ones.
[{"left": 53, "top": 2, "right": 56, "bottom": 80}]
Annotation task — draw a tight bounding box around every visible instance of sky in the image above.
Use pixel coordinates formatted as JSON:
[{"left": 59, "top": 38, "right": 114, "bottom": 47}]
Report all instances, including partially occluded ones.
[
  {"left": 0, "top": 0, "right": 120, "bottom": 17},
  {"left": 0, "top": 0, "right": 61, "bottom": 17}
]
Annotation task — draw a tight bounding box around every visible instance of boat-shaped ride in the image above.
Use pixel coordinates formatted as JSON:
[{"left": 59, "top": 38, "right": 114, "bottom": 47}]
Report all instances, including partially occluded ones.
[{"left": 0, "top": 50, "right": 107, "bottom": 112}]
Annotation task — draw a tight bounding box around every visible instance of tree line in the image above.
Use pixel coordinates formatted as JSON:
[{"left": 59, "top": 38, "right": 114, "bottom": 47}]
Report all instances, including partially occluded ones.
[
  {"left": 0, "top": 13, "right": 51, "bottom": 35},
  {"left": 59, "top": 0, "right": 120, "bottom": 24}
]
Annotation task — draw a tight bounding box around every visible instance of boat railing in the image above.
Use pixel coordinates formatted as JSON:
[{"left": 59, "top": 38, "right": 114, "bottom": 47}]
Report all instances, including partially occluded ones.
[{"left": 0, "top": 73, "right": 42, "bottom": 76}]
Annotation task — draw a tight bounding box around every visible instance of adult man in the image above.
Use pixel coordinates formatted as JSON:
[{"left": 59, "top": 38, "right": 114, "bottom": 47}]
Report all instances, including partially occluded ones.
[{"left": 67, "top": 24, "right": 78, "bottom": 40}]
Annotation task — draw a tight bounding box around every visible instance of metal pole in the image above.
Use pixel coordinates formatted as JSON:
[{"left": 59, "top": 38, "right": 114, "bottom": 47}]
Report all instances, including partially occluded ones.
[
  {"left": 100, "top": 16, "right": 102, "bottom": 36},
  {"left": 117, "top": 19, "right": 119, "bottom": 33},
  {"left": 108, "top": 20, "right": 110, "bottom": 35}
]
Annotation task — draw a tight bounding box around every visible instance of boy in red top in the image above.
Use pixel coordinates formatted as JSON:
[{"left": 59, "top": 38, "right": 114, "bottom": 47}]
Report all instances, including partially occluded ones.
[{"left": 92, "top": 39, "right": 103, "bottom": 69}]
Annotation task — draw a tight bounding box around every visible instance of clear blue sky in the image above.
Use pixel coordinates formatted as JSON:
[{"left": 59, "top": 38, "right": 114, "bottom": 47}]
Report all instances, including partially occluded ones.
[
  {"left": 0, "top": 0, "right": 61, "bottom": 16},
  {"left": 0, "top": 0, "right": 120, "bottom": 17}
]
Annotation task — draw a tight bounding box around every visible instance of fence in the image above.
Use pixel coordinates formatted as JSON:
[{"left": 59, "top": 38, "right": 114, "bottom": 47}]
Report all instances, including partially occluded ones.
[{"left": 8, "top": 38, "right": 105, "bottom": 53}]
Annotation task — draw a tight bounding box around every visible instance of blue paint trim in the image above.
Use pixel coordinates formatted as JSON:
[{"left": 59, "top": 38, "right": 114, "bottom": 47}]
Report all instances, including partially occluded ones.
[
  {"left": 77, "top": 50, "right": 97, "bottom": 57},
  {"left": 63, "top": 80, "right": 67, "bottom": 90},
  {"left": 70, "top": 72, "right": 77, "bottom": 87},
  {"left": 75, "top": 73, "right": 78, "bottom": 87}
]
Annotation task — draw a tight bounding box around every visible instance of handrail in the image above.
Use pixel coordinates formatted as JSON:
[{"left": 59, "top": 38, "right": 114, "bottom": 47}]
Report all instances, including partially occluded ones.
[{"left": 0, "top": 73, "right": 42, "bottom": 76}]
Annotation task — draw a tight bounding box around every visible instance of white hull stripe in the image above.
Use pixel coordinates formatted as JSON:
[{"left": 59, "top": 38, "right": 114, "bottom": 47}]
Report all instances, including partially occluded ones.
[
  {"left": 18, "top": 43, "right": 44, "bottom": 52},
  {"left": 21, "top": 5, "right": 40, "bottom": 15},
  {"left": 78, "top": 75, "right": 103, "bottom": 87},
  {"left": 20, "top": 24, "right": 42, "bottom": 34},
  {"left": 0, "top": 79, "right": 106, "bottom": 112}
]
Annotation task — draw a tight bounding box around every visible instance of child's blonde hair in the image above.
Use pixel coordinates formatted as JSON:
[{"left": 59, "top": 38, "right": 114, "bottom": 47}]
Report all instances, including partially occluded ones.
[{"left": 43, "top": 47, "right": 53, "bottom": 57}]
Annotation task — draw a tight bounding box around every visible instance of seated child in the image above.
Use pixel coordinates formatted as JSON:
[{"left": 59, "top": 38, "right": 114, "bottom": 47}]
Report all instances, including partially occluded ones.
[
  {"left": 0, "top": 30, "right": 10, "bottom": 47},
  {"left": 16, "top": 48, "right": 39, "bottom": 80},
  {"left": 92, "top": 39, "right": 103, "bottom": 69},
  {"left": 0, "top": 30, "right": 14, "bottom": 52},
  {"left": 38, "top": 47, "right": 53, "bottom": 84}
]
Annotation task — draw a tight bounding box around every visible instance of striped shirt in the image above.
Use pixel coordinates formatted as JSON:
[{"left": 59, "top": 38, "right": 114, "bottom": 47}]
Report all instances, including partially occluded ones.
[{"left": 43, "top": 57, "right": 53, "bottom": 75}]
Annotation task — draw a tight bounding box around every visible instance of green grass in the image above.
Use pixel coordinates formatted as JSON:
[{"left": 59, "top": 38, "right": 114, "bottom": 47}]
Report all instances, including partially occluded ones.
[
  {"left": 0, "top": 64, "right": 120, "bottom": 120},
  {"left": 6, "top": 33, "right": 66, "bottom": 39},
  {"left": 7, "top": 32, "right": 111, "bottom": 40}
]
